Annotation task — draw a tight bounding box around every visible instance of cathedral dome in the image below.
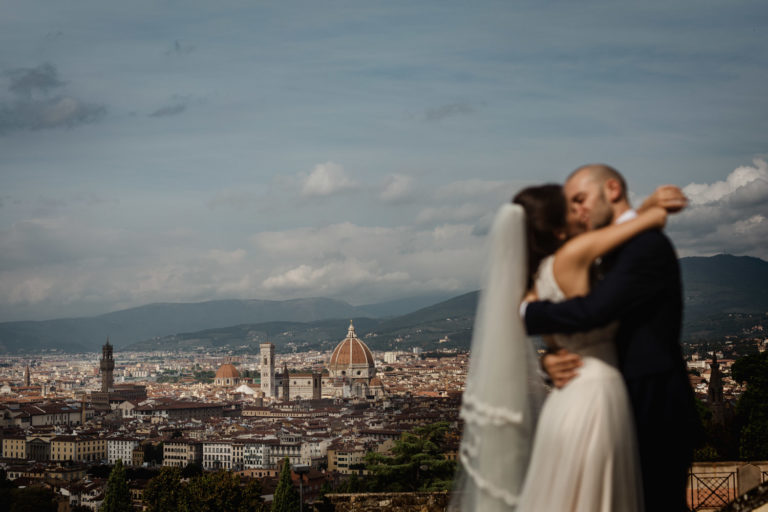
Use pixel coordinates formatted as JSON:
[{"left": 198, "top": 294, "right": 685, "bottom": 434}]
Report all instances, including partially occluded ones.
[
  {"left": 215, "top": 364, "right": 240, "bottom": 385},
  {"left": 215, "top": 364, "right": 240, "bottom": 379},
  {"left": 328, "top": 321, "right": 375, "bottom": 378}
]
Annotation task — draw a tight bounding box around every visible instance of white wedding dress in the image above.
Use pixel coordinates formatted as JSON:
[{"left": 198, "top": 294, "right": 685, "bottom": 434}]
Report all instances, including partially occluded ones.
[{"left": 516, "top": 255, "right": 643, "bottom": 512}]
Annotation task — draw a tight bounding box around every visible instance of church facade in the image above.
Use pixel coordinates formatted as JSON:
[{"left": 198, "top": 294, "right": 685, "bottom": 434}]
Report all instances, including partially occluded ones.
[{"left": 259, "top": 343, "right": 322, "bottom": 401}]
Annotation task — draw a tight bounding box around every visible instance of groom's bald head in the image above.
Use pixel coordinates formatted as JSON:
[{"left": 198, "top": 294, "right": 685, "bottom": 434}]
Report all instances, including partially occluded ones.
[
  {"left": 568, "top": 164, "right": 628, "bottom": 201},
  {"left": 564, "top": 164, "right": 631, "bottom": 232}
]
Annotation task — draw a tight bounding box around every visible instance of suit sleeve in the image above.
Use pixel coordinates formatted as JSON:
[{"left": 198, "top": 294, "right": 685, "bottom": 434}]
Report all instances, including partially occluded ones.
[{"left": 525, "top": 230, "right": 671, "bottom": 335}]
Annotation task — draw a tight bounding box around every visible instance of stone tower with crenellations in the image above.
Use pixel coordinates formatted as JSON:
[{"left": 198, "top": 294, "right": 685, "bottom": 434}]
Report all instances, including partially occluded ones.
[{"left": 100, "top": 338, "right": 114, "bottom": 392}]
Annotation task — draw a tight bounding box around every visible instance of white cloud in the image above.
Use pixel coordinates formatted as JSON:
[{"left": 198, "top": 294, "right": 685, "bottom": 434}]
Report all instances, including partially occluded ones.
[
  {"left": 667, "top": 158, "right": 768, "bottom": 259},
  {"left": 262, "top": 259, "right": 410, "bottom": 294},
  {"left": 254, "top": 220, "right": 485, "bottom": 301},
  {"left": 683, "top": 158, "right": 768, "bottom": 205},
  {"left": 380, "top": 174, "right": 415, "bottom": 203},
  {"left": 300, "top": 162, "right": 357, "bottom": 197}
]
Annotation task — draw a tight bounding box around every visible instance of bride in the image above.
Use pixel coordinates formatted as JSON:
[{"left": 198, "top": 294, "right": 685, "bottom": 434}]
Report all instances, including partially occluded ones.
[{"left": 453, "top": 184, "right": 673, "bottom": 512}]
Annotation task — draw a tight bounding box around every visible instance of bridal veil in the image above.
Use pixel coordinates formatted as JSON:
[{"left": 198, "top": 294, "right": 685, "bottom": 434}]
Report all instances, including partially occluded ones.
[{"left": 451, "top": 203, "right": 546, "bottom": 511}]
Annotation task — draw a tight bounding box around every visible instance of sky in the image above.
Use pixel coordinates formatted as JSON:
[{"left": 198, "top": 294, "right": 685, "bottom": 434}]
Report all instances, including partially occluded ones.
[{"left": 1, "top": 0, "right": 767, "bottom": 322}]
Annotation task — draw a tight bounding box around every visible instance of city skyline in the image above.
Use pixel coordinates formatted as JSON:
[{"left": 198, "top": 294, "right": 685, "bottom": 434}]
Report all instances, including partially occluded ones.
[{"left": 2, "top": 1, "right": 767, "bottom": 322}]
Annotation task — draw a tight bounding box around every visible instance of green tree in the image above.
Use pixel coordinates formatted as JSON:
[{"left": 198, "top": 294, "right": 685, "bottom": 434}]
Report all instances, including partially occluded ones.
[
  {"left": 313, "top": 481, "right": 334, "bottom": 512},
  {"left": 144, "top": 467, "right": 184, "bottom": 512},
  {"left": 181, "top": 462, "right": 203, "bottom": 479},
  {"left": 365, "top": 421, "right": 456, "bottom": 492},
  {"left": 7, "top": 487, "right": 57, "bottom": 512},
  {"left": 181, "top": 471, "right": 264, "bottom": 512},
  {"left": 143, "top": 442, "right": 164, "bottom": 465},
  {"left": 241, "top": 477, "right": 267, "bottom": 512},
  {"left": 335, "top": 472, "right": 365, "bottom": 493},
  {"left": 272, "top": 458, "right": 300, "bottom": 512},
  {"left": 732, "top": 350, "right": 768, "bottom": 459},
  {"left": 100, "top": 460, "right": 132, "bottom": 512}
]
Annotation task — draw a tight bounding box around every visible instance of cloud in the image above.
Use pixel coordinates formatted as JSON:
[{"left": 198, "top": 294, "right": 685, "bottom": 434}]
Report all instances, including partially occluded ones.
[
  {"left": 7, "top": 63, "right": 64, "bottom": 97},
  {"left": 300, "top": 162, "right": 357, "bottom": 197},
  {"left": 683, "top": 159, "right": 768, "bottom": 205},
  {"left": 423, "top": 102, "right": 474, "bottom": 122},
  {"left": 262, "top": 259, "right": 410, "bottom": 294},
  {"left": 667, "top": 158, "right": 768, "bottom": 258},
  {"left": 150, "top": 103, "right": 187, "bottom": 117},
  {"left": 253, "top": 220, "right": 484, "bottom": 302},
  {"left": 0, "top": 63, "right": 105, "bottom": 135},
  {"left": 413, "top": 179, "right": 520, "bottom": 227},
  {"left": 0, "top": 97, "right": 106, "bottom": 133},
  {"left": 380, "top": 174, "right": 415, "bottom": 203},
  {"left": 0, "top": 215, "right": 259, "bottom": 319}
]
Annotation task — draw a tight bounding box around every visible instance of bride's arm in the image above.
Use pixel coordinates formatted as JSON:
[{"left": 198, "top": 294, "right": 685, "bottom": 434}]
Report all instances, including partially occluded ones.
[{"left": 553, "top": 207, "right": 667, "bottom": 296}]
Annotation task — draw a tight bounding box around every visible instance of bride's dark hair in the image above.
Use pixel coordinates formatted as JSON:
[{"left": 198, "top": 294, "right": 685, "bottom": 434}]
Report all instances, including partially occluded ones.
[{"left": 512, "top": 184, "right": 567, "bottom": 289}]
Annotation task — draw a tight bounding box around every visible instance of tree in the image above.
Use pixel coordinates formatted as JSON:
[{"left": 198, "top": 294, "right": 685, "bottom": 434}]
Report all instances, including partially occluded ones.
[
  {"left": 272, "top": 458, "right": 300, "bottom": 512},
  {"left": 7, "top": 487, "right": 57, "bottom": 512},
  {"left": 335, "top": 472, "right": 365, "bottom": 493},
  {"left": 365, "top": 421, "right": 456, "bottom": 492},
  {"left": 241, "top": 477, "right": 267, "bottom": 512},
  {"left": 181, "top": 462, "right": 203, "bottom": 479},
  {"left": 313, "top": 481, "right": 335, "bottom": 512},
  {"left": 144, "top": 467, "right": 184, "bottom": 512},
  {"left": 182, "top": 471, "right": 265, "bottom": 512},
  {"left": 732, "top": 350, "right": 768, "bottom": 459},
  {"left": 143, "top": 442, "right": 164, "bottom": 465},
  {"left": 101, "top": 460, "right": 132, "bottom": 512}
]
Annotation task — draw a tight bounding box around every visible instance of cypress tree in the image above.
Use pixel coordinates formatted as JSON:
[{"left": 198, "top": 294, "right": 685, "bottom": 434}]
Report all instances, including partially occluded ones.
[
  {"left": 100, "top": 460, "right": 132, "bottom": 512},
  {"left": 272, "top": 458, "right": 300, "bottom": 512}
]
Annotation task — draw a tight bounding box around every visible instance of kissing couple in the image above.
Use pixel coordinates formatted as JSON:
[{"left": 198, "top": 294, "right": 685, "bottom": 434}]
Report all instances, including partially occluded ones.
[{"left": 453, "top": 164, "right": 703, "bottom": 512}]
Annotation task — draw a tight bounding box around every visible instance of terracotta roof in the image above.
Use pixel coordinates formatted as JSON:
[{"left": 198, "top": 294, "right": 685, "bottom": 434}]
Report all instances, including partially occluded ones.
[
  {"left": 328, "top": 321, "right": 374, "bottom": 370},
  {"left": 215, "top": 364, "right": 240, "bottom": 379}
]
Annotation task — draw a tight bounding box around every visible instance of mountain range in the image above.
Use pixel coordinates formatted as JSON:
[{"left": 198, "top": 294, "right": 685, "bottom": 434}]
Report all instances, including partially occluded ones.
[{"left": 0, "top": 254, "right": 765, "bottom": 354}]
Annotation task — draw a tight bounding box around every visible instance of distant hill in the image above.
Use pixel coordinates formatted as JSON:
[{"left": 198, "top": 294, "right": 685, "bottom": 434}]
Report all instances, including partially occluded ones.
[
  {"left": 680, "top": 254, "right": 768, "bottom": 339},
  {"left": 680, "top": 254, "right": 768, "bottom": 315},
  {"left": 0, "top": 298, "right": 368, "bottom": 353},
  {"left": 123, "top": 317, "right": 383, "bottom": 353},
  {"left": 123, "top": 294, "right": 479, "bottom": 354},
  {"left": 0, "top": 254, "right": 765, "bottom": 353}
]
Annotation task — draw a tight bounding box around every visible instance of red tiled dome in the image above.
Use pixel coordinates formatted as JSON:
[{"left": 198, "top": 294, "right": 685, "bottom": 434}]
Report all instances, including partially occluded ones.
[
  {"left": 215, "top": 364, "right": 240, "bottom": 379},
  {"left": 328, "top": 321, "right": 374, "bottom": 370}
]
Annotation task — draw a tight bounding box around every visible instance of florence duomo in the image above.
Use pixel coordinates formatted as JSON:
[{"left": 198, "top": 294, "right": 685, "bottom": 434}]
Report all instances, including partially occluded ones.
[{"left": 215, "top": 321, "right": 385, "bottom": 401}]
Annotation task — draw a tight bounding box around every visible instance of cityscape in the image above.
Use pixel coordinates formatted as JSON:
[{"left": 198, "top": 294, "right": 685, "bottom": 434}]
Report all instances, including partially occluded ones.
[{"left": 1, "top": 305, "right": 767, "bottom": 510}]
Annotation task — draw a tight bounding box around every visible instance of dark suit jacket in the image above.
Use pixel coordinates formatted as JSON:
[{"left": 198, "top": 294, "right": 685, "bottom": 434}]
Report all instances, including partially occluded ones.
[{"left": 525, "top": 229, "right": 702, "bottom": 456}]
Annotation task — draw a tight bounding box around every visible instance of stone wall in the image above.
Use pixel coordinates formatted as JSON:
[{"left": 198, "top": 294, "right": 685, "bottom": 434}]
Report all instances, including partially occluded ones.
[
  {"left": 312, "top": 464, "right": 768, "bottom": 512},
  {"left": 317, "top": 492, "right": 451, "bottom": 512}
]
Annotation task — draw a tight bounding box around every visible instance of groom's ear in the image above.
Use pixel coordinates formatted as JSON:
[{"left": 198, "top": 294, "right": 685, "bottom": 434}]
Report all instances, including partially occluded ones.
[{"left": 604, "top": 178, "right": 623, "bottom": 203}]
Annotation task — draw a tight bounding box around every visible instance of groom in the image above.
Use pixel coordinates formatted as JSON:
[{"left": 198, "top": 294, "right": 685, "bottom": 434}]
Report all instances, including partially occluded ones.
[{"left": 524, "top": 164, "right": 702, "bottom": 512}]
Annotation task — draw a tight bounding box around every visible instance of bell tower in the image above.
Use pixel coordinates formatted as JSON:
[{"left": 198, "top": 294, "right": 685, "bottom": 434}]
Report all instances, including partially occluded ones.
[
  {"left": 100, "top": 338, "right": 114, "bottom": 392},
  {"left": 260, "top": 342, "right": 275, "bottom": 398}
]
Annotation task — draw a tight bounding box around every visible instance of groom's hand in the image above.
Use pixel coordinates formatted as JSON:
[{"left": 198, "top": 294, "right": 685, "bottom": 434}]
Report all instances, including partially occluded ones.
[
  {"left": 542, "top": 349, "right": 582, "bottom": 388},
  {"left": 641, "top": 185, "right": 688, "bottom": 213}
]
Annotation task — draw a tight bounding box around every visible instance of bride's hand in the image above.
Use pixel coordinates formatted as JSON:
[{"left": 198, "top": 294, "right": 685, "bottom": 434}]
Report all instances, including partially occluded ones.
[
  {"left": 523, "top": 289, "right": 538, "bottom": 302},
  {"left": 542, "top": 349, "right": 582, "bottom": 388},
  {"left": 640, "top": 185, "right": 688, "bottom": 213}
]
